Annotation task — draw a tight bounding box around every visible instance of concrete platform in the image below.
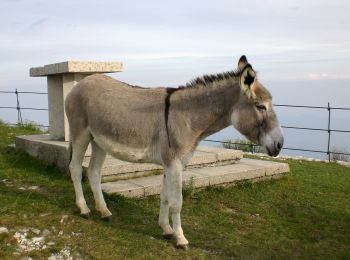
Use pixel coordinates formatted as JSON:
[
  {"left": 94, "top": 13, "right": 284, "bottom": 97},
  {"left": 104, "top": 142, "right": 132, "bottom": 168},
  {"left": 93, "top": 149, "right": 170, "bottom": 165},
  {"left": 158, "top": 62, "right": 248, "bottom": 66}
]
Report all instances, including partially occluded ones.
[
  {"left": 15, "top": 134, "right": 243, "bottom": 175},
  {"left": 101, "top": 158, "right": 290, "bottom": 197},
  {"left": 15, "top": 134, "right": 290, "bottom": 197},
  {"left": 16, "top": 134, "right": 70, "bottom": 171}
]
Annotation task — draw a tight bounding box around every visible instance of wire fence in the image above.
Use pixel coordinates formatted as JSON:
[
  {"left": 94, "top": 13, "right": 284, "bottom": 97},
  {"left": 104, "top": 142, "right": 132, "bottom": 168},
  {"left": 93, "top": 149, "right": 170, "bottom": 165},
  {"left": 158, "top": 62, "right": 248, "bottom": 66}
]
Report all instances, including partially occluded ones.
[
  {"left": 0, "top": 89, "right": 49, "bottom": 128},
  {"left": 206, "top": 103, "right": 350, "bottom": 161},
  {"left": 0, "top": 89, "right": 350, "bottom": 161}
]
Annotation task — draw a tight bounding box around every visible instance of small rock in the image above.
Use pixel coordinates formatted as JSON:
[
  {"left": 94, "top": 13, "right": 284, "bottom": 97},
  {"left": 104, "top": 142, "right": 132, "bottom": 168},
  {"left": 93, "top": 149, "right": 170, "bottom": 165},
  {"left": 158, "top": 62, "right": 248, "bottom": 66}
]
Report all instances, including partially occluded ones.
[
  {"left": 19, "top": 244, "right": 27, "bottom": 250},
  {"left": 14, "top": 232, "right": 23, "bottom": 239},
  {"left": 58, "top": 230, "right": 63, "bottom": 236},
  {"left": 19, "top": 187, "right": 26, "bottom": 190},
  {"left": 48, "top": 246, "right": 73, "bottom": 260},
  {"left": 13, "top": 252, "right": 21, "bottom": 256},
  {"left": 20, "top": 228, "right": 29, "bottom": 233},
  {"left": 30, "top": 228, "right": 41, "bottom": 235},
  {"left": 2, "top": 179, "right": 11, "bottom": 185},
  {"left": 28, "top": 186, "right": 39, "bottom": 190},
  {"left": 40, "top": 212, "right": 51, "bottom": 217},
  {"left": 60, "top": 215, "right": 69, "bottom": 224},
  {"left": 47, "top": 241, "right": 55, "bottom": 246},
  {"left": 32, "top": 237, "right": 45, "bottom": 243},
  {"left": 0, "top": 227, "right": 9, "bottom": 234},
  {"left": 42, "top": 229, "right": 51, "bottom": 237}
]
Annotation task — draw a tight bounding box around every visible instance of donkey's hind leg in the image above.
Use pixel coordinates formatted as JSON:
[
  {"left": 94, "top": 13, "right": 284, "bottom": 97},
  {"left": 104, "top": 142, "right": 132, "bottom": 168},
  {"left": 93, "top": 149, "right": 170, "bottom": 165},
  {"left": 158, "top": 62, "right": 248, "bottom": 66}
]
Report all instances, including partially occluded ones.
[
  {"left": 87, "top": 141, "right": 112, "bottom": 222},
  {"left": 69, "top": 131, "right": 91, "bottom": 217},
  {"left": 159, "top": 174, "right": 174, "bottom": 238}
]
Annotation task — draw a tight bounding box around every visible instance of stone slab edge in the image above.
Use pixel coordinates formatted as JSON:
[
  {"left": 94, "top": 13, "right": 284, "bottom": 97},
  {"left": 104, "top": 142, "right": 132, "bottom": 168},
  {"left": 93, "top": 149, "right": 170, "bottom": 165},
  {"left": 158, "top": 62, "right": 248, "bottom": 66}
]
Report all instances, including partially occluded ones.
[
  {"left": 94, "top": 148, "right": 242, "bottom": 177},
  {"left": 15, "top": 135, "right": 69, "bottom": 171},
  {"left": 101, "top": 159, "right": 290, "bottom": 197},
  {"left": 30, "top": 61, "right": 123, "bottom": 77}
]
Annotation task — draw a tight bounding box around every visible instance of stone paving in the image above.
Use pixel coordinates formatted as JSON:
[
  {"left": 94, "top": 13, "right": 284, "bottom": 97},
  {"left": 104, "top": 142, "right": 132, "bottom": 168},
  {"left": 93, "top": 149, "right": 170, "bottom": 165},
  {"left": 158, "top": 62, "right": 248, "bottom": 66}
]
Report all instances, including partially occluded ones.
[{"left": 101, "top": 158, "right": 290, "bottom": 197}]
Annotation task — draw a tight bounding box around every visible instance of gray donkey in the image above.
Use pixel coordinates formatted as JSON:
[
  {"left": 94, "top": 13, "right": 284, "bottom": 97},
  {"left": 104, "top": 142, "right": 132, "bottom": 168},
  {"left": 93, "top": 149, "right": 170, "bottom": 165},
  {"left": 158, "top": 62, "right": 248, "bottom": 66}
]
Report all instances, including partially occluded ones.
[{"left": 65, "top": 55, "right": 283, "bottom": 249}]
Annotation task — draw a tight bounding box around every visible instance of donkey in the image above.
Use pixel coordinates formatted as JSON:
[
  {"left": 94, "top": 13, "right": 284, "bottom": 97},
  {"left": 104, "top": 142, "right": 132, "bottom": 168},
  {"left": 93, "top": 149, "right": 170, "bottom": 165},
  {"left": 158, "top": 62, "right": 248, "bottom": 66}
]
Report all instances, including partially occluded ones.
[{"left": 65, "top": 55, "right": 283, "bottom": 249}]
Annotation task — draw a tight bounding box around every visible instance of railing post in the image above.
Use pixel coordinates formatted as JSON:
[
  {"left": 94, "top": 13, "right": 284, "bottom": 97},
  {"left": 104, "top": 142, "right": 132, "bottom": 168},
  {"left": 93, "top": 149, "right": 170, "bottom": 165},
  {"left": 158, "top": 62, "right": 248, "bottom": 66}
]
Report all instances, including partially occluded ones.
[
  {"left": 15, "top": 88, "right": 23, "bottom": 125},
  {"left": 327, "top": 102, "right": 331, "bottom": 162}
]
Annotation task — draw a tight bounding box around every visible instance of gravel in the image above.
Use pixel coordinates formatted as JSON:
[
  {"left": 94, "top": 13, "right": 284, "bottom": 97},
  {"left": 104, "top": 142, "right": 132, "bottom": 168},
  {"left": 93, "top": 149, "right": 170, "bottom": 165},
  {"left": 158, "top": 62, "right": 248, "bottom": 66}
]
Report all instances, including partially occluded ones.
[
  {"left": 13, "top": 232, "right": 46, "bottom": 252},
  {"left": 48, "top": 246, "right": 73, "bottom": 260}
]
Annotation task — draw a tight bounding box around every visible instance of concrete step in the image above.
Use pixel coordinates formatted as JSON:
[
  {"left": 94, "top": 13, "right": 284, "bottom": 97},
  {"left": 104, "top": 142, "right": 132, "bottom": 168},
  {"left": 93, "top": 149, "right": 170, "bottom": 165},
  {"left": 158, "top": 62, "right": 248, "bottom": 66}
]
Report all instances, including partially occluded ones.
[
  {"left": 101, "top": 158, "right": 290, "bottom": 197},
  {"left": 82, "top": 146, "right": 243, "bottom": 181}
]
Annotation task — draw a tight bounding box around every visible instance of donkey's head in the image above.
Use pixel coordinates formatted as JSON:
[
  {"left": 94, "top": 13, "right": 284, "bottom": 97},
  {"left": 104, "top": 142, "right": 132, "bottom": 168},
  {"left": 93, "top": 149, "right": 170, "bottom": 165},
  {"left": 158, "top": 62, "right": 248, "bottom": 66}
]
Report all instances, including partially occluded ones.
[{"left": 231, "top": 56, "right": 284, "bottom": 156}]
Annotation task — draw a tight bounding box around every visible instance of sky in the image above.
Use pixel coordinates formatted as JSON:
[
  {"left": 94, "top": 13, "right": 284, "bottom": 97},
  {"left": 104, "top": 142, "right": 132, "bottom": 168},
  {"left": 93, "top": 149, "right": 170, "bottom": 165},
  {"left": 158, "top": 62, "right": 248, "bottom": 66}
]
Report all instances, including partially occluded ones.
[
  {"left": 1, "top": 0, "right": 350, "bottom": 85},
  {"left": 0, "top": 0, "right": 349, "bottom": 158}
]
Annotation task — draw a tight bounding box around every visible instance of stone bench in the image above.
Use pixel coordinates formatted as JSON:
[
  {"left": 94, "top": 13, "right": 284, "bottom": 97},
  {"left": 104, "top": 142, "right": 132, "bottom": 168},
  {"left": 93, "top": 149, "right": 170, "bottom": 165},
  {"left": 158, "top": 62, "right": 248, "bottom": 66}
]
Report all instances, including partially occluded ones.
[{"left": 30, "top": 61, "right": 123, "bottom": 141}]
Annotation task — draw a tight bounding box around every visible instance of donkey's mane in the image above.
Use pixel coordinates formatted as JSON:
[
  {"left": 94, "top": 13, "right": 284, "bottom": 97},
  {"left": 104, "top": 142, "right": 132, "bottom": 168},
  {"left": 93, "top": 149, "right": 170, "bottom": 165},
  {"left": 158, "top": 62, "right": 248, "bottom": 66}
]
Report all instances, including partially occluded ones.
[{"left": 182, "top": 69, "right": 242, "bottom": 89}]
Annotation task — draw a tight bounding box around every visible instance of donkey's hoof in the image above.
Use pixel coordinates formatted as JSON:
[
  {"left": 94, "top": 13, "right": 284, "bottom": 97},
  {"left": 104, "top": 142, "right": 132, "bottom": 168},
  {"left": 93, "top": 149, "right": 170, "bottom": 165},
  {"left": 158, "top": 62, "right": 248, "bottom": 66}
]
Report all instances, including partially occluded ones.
[
  {"left": 81, "top": 212, "right": 90, "bottom": 219},
  {"left": 162, "top": 233, "right": 173, "bottom": 240},
  {"left": 101, "top": 215, "right": 113, "bottom": 224},
  {"left": 176, "top": 244, "right": 189, "bottom": 251}
]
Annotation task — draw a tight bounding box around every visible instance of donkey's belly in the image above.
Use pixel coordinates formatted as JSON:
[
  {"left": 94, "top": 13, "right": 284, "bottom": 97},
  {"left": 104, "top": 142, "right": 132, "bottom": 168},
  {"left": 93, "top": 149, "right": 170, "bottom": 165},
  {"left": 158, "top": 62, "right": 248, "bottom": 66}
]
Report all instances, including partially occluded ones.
[{"left": 93, "top": 135, "right": 162, "bottom": 164}]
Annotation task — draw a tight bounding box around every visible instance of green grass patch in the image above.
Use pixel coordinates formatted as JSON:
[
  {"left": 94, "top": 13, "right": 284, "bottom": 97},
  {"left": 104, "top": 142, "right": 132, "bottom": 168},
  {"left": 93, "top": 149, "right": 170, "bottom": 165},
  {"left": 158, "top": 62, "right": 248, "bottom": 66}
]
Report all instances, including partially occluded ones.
[{"left": 0, "top": 122, "right": 349, "bottom": 259}]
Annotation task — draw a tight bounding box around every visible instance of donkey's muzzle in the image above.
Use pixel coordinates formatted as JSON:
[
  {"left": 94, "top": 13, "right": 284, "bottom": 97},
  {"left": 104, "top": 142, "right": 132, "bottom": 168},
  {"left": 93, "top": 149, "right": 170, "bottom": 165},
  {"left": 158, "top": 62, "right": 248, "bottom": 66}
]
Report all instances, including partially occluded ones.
[{"left": 266, "top": 137, "right": 284, "bottom": 157}]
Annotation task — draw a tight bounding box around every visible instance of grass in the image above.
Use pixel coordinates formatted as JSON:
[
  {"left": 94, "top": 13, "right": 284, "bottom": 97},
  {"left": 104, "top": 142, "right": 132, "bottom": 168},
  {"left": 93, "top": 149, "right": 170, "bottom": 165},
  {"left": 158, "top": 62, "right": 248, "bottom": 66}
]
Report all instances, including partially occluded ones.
[{"left": 0, "top": 121, "right": 350, "bottom": 259}]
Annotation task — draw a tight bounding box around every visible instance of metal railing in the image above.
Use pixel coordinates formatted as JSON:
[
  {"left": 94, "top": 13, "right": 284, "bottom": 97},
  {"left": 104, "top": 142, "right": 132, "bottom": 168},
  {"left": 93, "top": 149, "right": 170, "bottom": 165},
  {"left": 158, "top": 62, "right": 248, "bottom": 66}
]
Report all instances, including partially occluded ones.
[
  {"left": 205, "top": 103, "right": 350, "bottom": 161},
  {"left": 0, "top": 89, "right": 49, "bottom": 128},
  {"left": 0, "top": 89, "right": 349, "bottom": 161}
]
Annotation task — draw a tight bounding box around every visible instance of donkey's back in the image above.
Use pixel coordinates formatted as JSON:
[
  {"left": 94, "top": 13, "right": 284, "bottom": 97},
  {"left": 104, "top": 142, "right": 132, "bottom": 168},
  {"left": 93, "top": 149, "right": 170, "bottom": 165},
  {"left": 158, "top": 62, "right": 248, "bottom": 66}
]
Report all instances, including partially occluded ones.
[{"left": 65, "top": 74, "right": 168, "bottom": 155}]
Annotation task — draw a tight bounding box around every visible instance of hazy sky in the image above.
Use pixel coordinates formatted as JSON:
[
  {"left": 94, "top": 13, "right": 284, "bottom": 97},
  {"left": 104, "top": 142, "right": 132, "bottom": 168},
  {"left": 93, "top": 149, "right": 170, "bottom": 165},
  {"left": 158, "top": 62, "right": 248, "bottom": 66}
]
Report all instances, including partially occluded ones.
[{"left": 1, "top": 0, "right": 350, "bottom": 88}]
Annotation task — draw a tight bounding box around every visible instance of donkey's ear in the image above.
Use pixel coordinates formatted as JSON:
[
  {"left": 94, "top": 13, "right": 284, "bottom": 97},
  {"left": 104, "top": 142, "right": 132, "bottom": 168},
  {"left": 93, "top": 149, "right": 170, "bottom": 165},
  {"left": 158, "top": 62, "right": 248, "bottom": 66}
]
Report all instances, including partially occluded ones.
[
  {"left": 240, "top": 65, "right": 256, "bottom": 99},
  {"left": 238, "top": 55, "right": 249, "bottom": 71}
]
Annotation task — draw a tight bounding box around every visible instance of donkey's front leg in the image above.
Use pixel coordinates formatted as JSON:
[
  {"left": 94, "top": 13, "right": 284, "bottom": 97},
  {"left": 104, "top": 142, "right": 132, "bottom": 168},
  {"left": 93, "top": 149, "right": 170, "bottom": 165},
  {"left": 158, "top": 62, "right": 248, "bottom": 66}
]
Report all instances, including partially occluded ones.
[{"left": 162, "top": 160, "right": 189, "bottom": 248}]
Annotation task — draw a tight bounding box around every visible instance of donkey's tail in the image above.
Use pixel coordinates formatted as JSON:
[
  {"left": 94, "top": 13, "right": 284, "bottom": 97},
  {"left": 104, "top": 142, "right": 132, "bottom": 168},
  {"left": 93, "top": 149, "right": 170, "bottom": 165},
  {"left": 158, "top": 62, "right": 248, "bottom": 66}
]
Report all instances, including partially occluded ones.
[{"left": 66, "top": 140, "right": 73, "bottom": 177}]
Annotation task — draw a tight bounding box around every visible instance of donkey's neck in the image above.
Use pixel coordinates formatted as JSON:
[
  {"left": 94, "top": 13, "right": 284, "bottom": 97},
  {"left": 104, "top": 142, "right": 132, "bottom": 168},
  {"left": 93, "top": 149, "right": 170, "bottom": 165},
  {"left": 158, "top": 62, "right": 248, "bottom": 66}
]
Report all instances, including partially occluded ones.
[{"left": 173, "top": 78, "right": 240, "bottom": 140}]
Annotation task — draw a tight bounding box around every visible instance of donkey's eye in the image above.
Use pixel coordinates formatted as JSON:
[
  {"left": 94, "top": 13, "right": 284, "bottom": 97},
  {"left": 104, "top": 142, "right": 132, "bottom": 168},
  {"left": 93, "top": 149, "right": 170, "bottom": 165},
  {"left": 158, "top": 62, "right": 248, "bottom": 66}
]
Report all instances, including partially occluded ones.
[{"left": 256, "top": 104, "right": 267, "bottom": 111}]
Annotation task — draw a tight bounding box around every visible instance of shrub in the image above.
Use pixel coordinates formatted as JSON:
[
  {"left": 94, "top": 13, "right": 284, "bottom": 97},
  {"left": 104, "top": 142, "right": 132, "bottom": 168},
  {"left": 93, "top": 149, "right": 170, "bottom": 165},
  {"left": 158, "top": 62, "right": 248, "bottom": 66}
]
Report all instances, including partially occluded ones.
[
  {"left": 222, "top": 138, "right": 265, "bottom": 153},
  {"left": 330, "top": 147, "right": 350, "bottom": 162}
]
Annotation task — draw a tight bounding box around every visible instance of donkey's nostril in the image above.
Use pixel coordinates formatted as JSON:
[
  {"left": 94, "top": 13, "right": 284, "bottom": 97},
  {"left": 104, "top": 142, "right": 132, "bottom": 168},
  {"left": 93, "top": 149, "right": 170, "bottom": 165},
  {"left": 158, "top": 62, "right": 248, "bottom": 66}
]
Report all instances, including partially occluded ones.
[{"left": 277, "top": 142, "right": 282, "bottom": 150}]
